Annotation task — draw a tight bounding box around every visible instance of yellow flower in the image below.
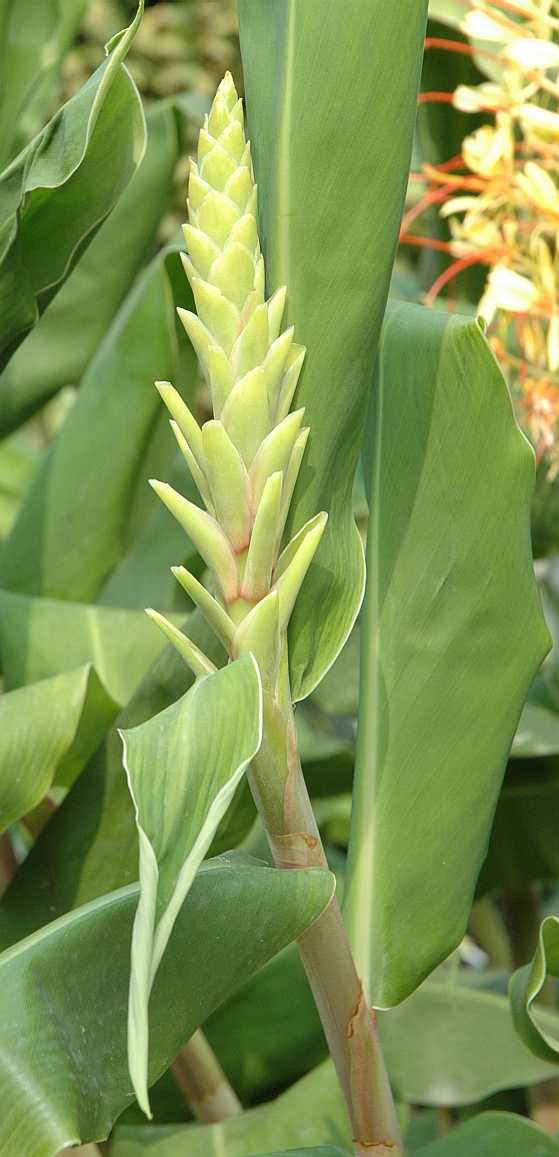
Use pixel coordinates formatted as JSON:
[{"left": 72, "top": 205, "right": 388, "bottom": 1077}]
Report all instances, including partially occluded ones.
[
  {"left": 479, "top": 266, "right": 538, "bottom": 324},
  {"left": 461, "top": 10, "right": 515, "bottom": 44},
  {"left": 505, "top": 38, "right": 559, "bottom": 71},
  {"left": 462, "top": 115, "right": 514, "bottom": 178},
  {"left": 516, "top": 161, "right": 559, "bottom": 214},
  {"left": 517, "top": 102, "right": 559, "bottom": 139},
  {"left": 453, "top": 82, "right": 510, "bottom": 113}
]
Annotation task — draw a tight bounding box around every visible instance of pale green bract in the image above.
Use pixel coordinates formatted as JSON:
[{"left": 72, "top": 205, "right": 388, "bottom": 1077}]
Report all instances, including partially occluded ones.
[{"left": 149, "top": 72, "right": 327, "bottom": 684}]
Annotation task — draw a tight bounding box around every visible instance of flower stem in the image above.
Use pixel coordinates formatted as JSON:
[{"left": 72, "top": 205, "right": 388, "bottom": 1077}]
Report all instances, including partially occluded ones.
[
  {"left": 249, "top": 687, "right": 402, "bottom": 1156},
  {"left": 171, "top": 1028, "right": 242, "bottom": 1123}
]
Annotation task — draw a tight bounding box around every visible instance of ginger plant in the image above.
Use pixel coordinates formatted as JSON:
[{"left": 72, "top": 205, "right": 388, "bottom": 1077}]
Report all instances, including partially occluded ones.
[{"left": 144, "top": 72, "right": 402, "bottom": 1156}]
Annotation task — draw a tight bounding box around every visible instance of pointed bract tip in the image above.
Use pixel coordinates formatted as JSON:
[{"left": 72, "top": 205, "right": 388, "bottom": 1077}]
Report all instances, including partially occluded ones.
[{"left": 216, "top": 71, "right": 238, "bottom": 109}]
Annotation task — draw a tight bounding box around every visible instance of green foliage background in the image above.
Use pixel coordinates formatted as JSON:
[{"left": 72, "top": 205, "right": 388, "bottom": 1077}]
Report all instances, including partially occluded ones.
[{"left": 1, "top": 2, "right": 559, "bottom": 1155}]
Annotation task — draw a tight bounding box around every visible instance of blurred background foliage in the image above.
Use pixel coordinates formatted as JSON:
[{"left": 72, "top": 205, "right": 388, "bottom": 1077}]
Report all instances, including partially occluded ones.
[{"left": 3, "top": 0, "right": 559, "bottom": 1151}]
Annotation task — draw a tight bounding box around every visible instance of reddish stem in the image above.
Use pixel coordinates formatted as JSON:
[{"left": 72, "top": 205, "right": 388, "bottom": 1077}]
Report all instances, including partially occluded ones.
[
  {"left": 425, "top": 253, "right": 488, "bottom": 305},
  {"left": 418, "top": 91, "right": 455, "bottom": 105},
  {"left": 400, "top": 183, "right": 457, "bottom": 234}
]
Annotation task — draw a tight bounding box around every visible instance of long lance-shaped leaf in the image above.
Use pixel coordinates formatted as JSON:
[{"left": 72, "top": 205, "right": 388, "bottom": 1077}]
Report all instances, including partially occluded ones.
[
  {"left": 112, "top": 1061, "right": 350, "bottom": 1157},
  {"left": 0, "top": 100, "right": 181, "bottom": 436},
  {"left": 0, "top": 0, "right": 89, "bottom": 169},
  {"left": 344, "top": 302, "right": 550, "bottom": 1007},
  {"left": 0, "top": 244, "right": 196, "bottom": 605},
  {"left": 121, "top": 655, "right": 263, "bottom": 1115},
  {"left": 0, "top": 612, "right": 223, "bottom": 948},
  {"left": 0, "top": 589, "right": 186, "bottom": 708},
  {"left": 510, "top": 915, "right": 559, "bottom": 1064},
  {"left": 0, "top": 2, "right": 146, "bottom": 370},
  {"left": 238, "top": 0, "right": 428, "bottom": 700},
  {"left": 0, "top": 664, "right": 117, "bottom": 833},
  {"left": 0, "top": 855, "right": 333, "bottom": 1157}
]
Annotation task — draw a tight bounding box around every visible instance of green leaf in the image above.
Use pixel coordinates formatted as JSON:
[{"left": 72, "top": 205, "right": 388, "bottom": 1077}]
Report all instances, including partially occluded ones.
[
  {"left": 415, "top": 1112, "right": 559, "bottom": 1156},
  {"left": 122, "top": 655, "right": 264, "bottom": 1115},
  {"left": 345, "top": 302, "right": 550, "bottom": 1006},
  {"left": 0, "top": 429, "right": 39, "bottom": 537},
  {"left": 0, "top": 100, "right": 181, "bottom": 435},
  {"left": 0, "top": 245, "right": 197, "bottom": 603},
  {"left": 0, "top": 663, "right": 116, "bottom": 831},
  {"left": 203, "top": 938, "right": 559, "bottom": 1112},
  {"left": 381, "top": 968, "right": 559, "bottom": 1105},
  {"left": 0, "top": 614, "right": 222, "bottom": 947},
  {"left": 238, "top": 0, "right": 428, "bottom": 700},
  {"left": 0, "top": 0, "right": 89, "bottom": 168},
  {"left": 204, "top": 944, "right": 325, "bottom": 1105},
  {"left": 0, "top": 589, "right": 184, "bottom": 706},
  {"left": 512, "top": 702, "right": 559, "bottom": 757},
  {"left": 251, "top": 1152, "right": 349, "bottom": 1157},
  {"left": 510, "top": 915, "right": 559, "bottom": 1064},
  {"left": 0, "top": 2, "right": 146, "bottom": 369},
  {"left": 479, "top": 756, "right": 559, "bottom": 893},
  {"left": 0, "top": 854, "right": 333, "bottom": 1157},
  {"left": 112, "top": 1061, "right": 350, "bottom": 1157}
]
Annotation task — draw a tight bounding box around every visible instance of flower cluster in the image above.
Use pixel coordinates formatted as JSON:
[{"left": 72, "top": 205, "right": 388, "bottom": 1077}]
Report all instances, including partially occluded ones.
[
  {"left": 403, "top": 0, "right": 559, "bottom": 468},
  {"left": 148, "top": 73, "right": 326, "bottom": 688}
]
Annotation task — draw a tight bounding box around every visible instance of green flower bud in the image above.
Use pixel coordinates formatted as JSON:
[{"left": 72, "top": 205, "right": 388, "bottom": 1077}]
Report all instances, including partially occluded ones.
[
  {"left": 145, "top": 610, "right": 216, "bottom": 679},
  {"left": 249, "top": 410, "right": 306, "bottom": 509},
  {"left": 273, "top": 513, "right": 328, "bottom": 631},
  {"left": 150, "top": 72, "right": 329, "bottom": 693},
  {"left": 201, "top": 420, "right": 251, "bottom": 551},
  {"left": 149, "top": 480, "right": 238, "bottom": 603},
  {"left": 242, "top": 472, "right": 283, "bottom": 602},
  {"left": 232, "top": 590, "right": 280, "bottom": 692},
  {"left": 171, "top": 567, "right": 235, "bottom": 650}
]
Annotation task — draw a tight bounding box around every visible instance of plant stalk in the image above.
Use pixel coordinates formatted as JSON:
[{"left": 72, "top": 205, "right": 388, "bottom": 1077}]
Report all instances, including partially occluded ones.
[
  {"left": 249, "top": 685, "right": 402, "bottom": 1157},
  {"left": 171, "top": 1028, "right": 242, "bottom": 1123}
]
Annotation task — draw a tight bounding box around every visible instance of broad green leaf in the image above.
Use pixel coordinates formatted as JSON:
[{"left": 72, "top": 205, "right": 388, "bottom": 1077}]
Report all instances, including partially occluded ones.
[
  {"left": 0, "top": 589, "right": 183, "bottom": 705},
  {"left": 125, "top": 928, "right": 559, "bottom": 1127},
  {"left": 0, "top": 3, "right": 146, "bottom": 369},
  {"left": 251, "top": 1152, "right": 349, "bottom": 1157},
  {"left": 0, "top": 663, "right": 116, "bottom": 831},
  {"left": 415, "top": 1112, "right": 559, "bottom": 1156},
  {"left": 0, "top": 100, "right": 181, "bottom": 435},
  {"left": 513, "top": 702, "right": 559, "bottom": 757},
  {"left": 122, "top": 655, "right": 263, "bottom": 1115},
  {"left": 381, "top": 969, "right": 559, "bottom": 1105},
  {"left": 510, "top": 916, "right": 559, "bottom": 1064},
  {"left": 204, "top": 944, "right": 325, "bottom": 1105},
  {"left": 0, "top": 855, "right": 333, "bottom": 1157},
  {"left": 479, "top": 756, "right": 559, "bottom": 893},
  {"left": 0, "top": 0, "right": 89, "bottom": 168},
  {"left": 239, "top": 0, "right": 428, "bottom": 700},
  {"left": 0, "top": 429, "right": 39, "bottom": 537},
  {"left": 0, "top": 614, "right": 221, "bottom": 946},
  {"left": 345, "top": 302, "right": 550, "bottom": 1006},
  {"left": 112, "top": 1061, "right": 350, "bottom": 1157},
  {"left": 203, "top": 938, "right": 559, "bottom": 1112},
  {"left": 0, "top": 245, "right": 196, "bottom": 603}
]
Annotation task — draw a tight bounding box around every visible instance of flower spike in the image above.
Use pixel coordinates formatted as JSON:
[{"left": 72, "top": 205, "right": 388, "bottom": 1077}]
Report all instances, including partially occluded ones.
[{"left": 149, "top": 72, "right": 327, "bottom": 689}]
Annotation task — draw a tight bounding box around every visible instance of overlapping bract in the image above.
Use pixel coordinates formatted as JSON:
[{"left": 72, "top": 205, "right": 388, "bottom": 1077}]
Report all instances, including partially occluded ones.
[{"left": 150, "top": 73, "right": 326, "bottom": 683}]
